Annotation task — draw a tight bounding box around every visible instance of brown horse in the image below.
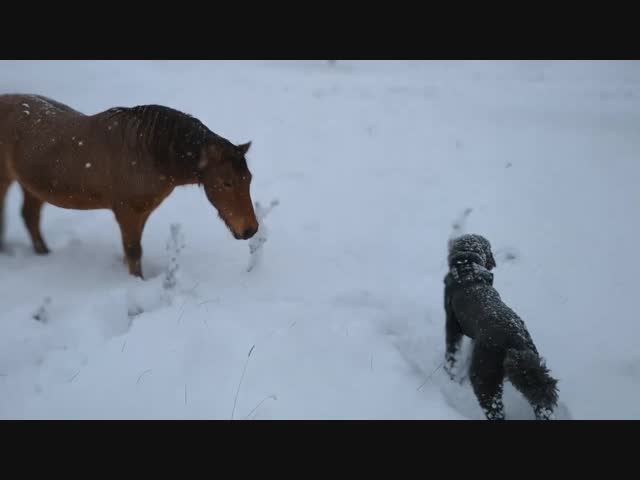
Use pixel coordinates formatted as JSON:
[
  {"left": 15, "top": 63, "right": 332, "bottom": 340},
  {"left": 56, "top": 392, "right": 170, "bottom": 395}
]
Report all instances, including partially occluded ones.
[{"left": 0, "top": 94, "right": 258, "bottom": 278}]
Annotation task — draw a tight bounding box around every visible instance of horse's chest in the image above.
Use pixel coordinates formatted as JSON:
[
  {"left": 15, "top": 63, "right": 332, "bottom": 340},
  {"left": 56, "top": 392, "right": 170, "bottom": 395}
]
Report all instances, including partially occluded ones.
[{"left": 121, "top": 184, "right": 174, "bottom": 212}]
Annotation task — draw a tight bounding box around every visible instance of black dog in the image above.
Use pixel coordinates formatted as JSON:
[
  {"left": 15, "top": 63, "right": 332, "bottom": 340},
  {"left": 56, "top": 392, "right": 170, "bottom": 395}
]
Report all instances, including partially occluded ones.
[{"left": 444, "top": 234, "right": 559, "bottom": 420}]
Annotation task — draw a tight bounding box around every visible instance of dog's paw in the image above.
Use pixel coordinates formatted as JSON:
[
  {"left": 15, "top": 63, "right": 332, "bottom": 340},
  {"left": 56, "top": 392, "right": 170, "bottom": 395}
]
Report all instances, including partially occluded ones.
[
  {"left": 444, "top": 357, "right": 461, "bottom": 382},
  {"left": 444, "top": 360, "right": 470, "bottom": 384},
  {"left": 444, "top": 365, "right": 456, "bottom": 381},
  {"left": 534, "top": 405, "right": 557, "bottom": 420}
]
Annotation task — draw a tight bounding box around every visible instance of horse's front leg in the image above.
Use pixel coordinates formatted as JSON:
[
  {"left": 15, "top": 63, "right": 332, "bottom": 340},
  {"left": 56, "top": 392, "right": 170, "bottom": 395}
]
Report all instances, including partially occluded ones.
[
  {"left": 114, "top": 207, "right": 152, "bottom": 278},
  {"left": 21, "top": 187, "right": 50, "bottom": 255}
]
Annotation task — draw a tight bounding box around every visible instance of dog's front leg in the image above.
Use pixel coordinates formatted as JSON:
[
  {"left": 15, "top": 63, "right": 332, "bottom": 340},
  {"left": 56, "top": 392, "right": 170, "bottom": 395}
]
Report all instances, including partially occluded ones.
[{"left": 444, "top": 289, "right": 463, "bottom": 381}]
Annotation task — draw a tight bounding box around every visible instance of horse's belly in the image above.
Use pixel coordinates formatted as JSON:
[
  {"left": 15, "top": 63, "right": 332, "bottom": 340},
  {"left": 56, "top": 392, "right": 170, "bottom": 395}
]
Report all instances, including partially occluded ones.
[
  {"left": 10, "top": 153, "right": 111, "bottom": 209},
  {"left": 11, "top": 148, "right": 173, "bottom": 213},
  {"left": 21, "top": 180, "right": 108, "bottom": 209},
  {"left": 42, "top": 190, "right": 108, "bottom": 210}
]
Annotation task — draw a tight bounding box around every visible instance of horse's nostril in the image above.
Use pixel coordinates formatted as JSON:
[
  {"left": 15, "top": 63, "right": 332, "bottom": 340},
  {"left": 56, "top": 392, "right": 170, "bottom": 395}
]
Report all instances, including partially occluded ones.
[{"left": 242, "top": 227, "right": 257, "bottom": 239}]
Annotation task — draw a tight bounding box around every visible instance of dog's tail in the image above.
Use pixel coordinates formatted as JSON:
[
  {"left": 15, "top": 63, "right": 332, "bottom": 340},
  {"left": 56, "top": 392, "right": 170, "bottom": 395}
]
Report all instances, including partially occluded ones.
[{"left": 504, "top": 348, "right": 559, "bottom": 414}]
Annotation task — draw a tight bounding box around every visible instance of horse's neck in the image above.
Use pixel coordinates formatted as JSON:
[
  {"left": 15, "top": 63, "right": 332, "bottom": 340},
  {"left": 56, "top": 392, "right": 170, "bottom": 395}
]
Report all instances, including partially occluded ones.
[
  {"left": 147, "top": 158, "right": 199, "bottom": 187},
  {"left": 99, "top": 115, "right": 200, "bottom": 187},
  {"left": 155, "top": 156, "right": 200, "bottom": 186}
]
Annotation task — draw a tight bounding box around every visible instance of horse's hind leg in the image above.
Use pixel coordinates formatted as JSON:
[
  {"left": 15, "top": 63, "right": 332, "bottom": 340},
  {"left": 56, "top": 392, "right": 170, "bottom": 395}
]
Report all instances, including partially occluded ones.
[
  {"left": 21, "top": 187, "right": 50, "bottom": 254},
  {"left": 0, "top": 179, "right": 13, "bottom": 251},
  {"left": 114, "top": 207, "right": 152, "bottom": 278}
]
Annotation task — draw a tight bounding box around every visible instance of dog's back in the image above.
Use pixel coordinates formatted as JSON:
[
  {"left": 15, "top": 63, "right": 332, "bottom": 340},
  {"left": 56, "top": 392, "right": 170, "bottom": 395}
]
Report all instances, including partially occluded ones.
[{"left": 447, "top": 275, "right": 537, "bottom": 353}]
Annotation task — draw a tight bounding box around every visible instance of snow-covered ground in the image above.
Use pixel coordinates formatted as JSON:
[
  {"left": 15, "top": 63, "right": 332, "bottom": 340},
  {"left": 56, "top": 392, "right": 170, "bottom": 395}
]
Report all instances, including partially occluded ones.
[{"left": 1, "top": 60, "right": 638, "bottom": 419}]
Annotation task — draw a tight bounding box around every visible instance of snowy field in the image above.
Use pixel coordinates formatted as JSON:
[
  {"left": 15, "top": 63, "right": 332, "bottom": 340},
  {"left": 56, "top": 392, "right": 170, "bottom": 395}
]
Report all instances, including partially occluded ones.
[{"left": 0, "top": 60, "right": 639, "bottom": 419}]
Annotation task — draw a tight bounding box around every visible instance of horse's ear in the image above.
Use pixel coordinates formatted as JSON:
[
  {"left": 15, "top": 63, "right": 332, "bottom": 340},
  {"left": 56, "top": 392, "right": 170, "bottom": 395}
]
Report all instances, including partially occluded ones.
[{"left": 237, "top": 141, "right": 252, "bottom": 155}]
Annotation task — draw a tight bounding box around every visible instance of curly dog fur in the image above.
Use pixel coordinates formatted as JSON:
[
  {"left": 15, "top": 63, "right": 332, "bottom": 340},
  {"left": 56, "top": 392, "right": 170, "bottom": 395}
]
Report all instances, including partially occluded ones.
[{"left": 444, "top": 234, "right": 559, "bottom": 420}]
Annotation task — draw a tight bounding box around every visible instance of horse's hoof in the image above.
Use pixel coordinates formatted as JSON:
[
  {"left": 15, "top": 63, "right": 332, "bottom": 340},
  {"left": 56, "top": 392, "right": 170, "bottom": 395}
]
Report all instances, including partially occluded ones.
[
  {"left": 34, "top": 245, "right": 50, "bottom": 255},
  {"left": 128, "top": 266, "right": 144, "bottom": 279}
]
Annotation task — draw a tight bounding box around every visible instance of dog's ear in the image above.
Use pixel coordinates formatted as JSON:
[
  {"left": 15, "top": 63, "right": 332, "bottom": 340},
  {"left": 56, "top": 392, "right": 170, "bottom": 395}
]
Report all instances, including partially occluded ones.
[
  {"left": 471, "top": 234, "right": 495, "bottom": 270},
  {"left": 486, "top": 251, "right": 497, "bottom": 270}
]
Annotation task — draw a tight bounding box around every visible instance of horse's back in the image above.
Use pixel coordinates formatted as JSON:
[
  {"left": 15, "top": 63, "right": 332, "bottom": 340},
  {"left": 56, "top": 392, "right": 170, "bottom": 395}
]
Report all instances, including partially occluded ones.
[
  {"left": 0, "top": 94, "right": 111, "bottom": 207},
  {"left": 1, "top": 94, "right": 83, "bottom": 128},
  {"left": 30, "top": 95, "right": 80, "bottom": 113},
  {"left": 0, "top": 94, "right": 22, "bottom": 133},
  {"left": 1, "top": 94, "right": 90, "bottom": 141},
  {"left": 0, "top": 94, "right": 81, "bottom": 113},
  {"left": 0, "top": 95, "right": 25, "bottom": 163}
]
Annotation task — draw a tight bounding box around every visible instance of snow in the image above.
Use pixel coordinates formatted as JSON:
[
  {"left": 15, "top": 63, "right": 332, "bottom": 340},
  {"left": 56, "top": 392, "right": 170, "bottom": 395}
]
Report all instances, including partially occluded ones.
[
  {"left": 246, "top": 199, "right": 279, "bottom": 273},
  {"left": 1, "top": 60, "right": 639, "bottom": 419}
]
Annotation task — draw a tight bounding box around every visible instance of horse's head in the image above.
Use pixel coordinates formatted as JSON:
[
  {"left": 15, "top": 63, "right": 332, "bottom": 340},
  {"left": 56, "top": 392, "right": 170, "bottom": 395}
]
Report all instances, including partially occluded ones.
[{"left": 199, "top": 140, "right": 258, "bottom": 240}]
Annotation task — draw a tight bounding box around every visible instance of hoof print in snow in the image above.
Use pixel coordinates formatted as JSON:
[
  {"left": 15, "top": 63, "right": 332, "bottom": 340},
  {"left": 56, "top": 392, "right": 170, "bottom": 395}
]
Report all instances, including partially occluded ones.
[
  {"left": 32, "top": 297, "right": 52, "bottom": 323},
  {"left": 128, "top": 304, "right": 144, "bottom": 318},
  {"left": 495, "top": 247, "right": 519, "bottom": 264},
  {"left": 450, "top": 208, "right": 473, "bottom": 237}
]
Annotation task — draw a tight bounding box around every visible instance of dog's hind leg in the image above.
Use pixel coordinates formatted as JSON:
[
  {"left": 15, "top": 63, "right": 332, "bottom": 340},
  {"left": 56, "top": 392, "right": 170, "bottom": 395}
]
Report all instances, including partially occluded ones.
[
  {"left": 469, "top": 344, "right": 506, "bottom": 420},
  {"left": 504, "top": 348, "right": 559, "bottom": 420},
  {"left": 533, "top": 405, "right": 555, "bottom": 420}
]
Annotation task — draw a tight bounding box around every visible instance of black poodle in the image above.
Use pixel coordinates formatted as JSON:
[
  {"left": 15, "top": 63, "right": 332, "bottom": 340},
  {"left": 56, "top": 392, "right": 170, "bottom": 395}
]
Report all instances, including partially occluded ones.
[{"left": 443, "top": 234, "right": 559, "bottom": 420}]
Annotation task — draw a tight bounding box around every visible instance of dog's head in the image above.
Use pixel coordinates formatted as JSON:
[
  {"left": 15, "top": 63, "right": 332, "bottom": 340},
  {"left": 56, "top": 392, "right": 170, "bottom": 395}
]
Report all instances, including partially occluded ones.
[{"left": 448, "top": 234, "right": 496, "bottom": 270}]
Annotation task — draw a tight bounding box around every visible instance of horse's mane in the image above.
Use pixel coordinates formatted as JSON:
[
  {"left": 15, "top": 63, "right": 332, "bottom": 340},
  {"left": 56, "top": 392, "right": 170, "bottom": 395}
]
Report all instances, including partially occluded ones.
[{"left": 104, "top": 104, "right": 234, "bottom": 174}]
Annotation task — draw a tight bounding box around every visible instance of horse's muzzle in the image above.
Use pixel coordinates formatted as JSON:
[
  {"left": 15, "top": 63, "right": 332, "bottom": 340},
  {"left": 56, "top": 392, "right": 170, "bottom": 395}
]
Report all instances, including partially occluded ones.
[{"left": 235, "top": 226, "right": 258, "bottom": 240}]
